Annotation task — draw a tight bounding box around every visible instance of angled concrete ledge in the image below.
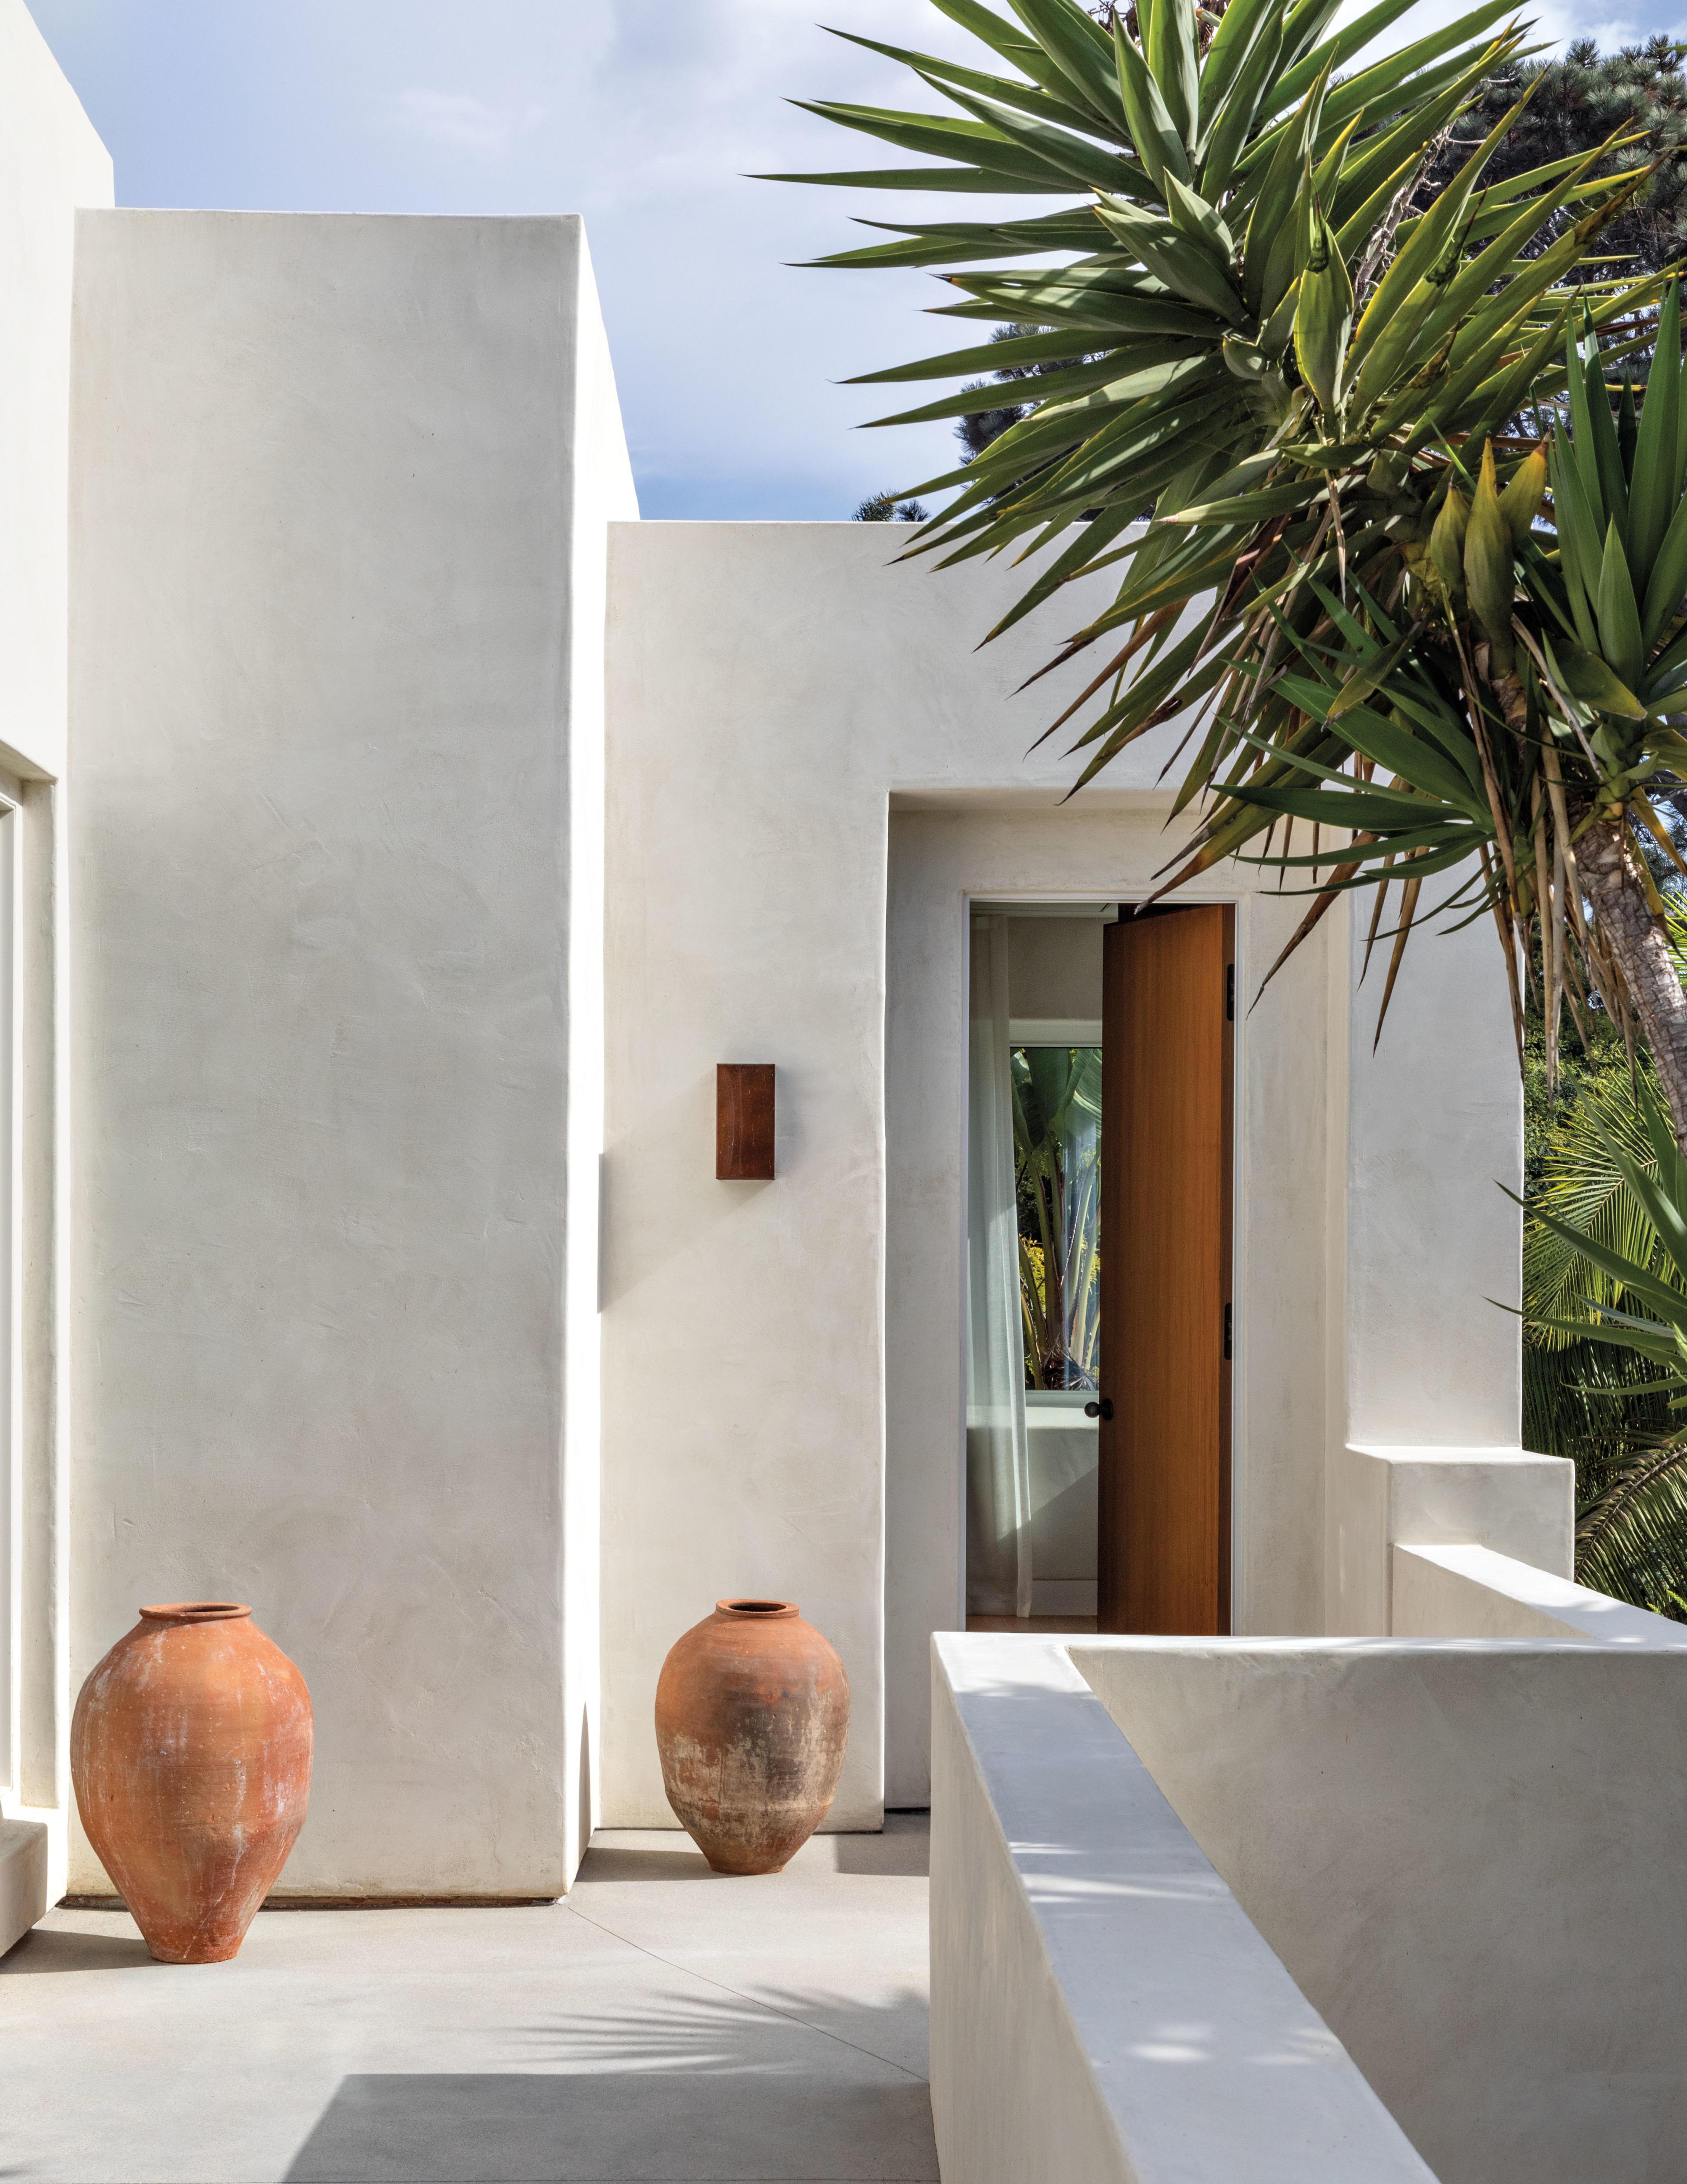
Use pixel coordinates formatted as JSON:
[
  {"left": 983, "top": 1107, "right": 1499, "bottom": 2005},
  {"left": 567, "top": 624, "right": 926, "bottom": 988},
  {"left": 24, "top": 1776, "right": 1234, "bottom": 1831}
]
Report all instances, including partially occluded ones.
[
  {"left": 930, "top": 1633, "right": 1434, "bottom": 2184},
  {"left": 1072, "top": 1634, "right": 1687, "bottom": 2184},
  {"left": 939, "top": 1629, "right": 1687, "bottom": 2184},
  {"left": 1393, "top": 1542, "right": 1687, "bottom": 1644}
]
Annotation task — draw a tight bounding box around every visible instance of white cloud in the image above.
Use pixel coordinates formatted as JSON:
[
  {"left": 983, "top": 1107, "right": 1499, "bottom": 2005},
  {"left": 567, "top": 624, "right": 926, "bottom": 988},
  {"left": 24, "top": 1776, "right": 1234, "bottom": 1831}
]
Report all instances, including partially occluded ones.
[
  {"left": 385, "top": 87, "right": 544, "bottom": 160},
  {"left": 29, "top": 0, "right": 1687, "bottom": 519}
]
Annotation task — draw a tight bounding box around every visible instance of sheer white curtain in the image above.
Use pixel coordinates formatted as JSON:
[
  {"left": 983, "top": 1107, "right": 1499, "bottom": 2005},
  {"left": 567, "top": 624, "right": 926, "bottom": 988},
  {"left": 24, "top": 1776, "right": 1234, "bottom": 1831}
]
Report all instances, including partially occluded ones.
[{"left": 966, "top": 915, "right": 1032, "bottom": 1618}]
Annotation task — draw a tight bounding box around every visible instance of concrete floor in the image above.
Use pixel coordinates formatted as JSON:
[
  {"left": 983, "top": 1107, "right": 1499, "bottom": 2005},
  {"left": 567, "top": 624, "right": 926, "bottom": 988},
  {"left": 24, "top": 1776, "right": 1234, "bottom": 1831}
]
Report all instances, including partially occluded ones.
[{"left": 0, "top": 1816, "right": 936, "bottom": 2184}]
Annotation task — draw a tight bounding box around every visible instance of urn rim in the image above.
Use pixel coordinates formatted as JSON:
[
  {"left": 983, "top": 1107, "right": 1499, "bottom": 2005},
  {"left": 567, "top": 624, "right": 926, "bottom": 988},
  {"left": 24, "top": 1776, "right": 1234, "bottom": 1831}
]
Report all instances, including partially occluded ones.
[{"left": 138, "top": 1601, "right": 253, "bottom": 1623}]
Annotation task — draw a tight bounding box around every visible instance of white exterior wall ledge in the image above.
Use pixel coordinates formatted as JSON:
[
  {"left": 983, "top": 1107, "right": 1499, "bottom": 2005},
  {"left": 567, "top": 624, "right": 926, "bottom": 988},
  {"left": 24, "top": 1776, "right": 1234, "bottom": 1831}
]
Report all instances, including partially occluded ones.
[
  {"left": 1393, "top": 1541, "right": 1687, "bottom": 1644},
  {"left": 1330, "top": 1442, "right": 1575, "bottom": 1633},
  {"left": 930, "top": 1631, "right": 1435, "bottom": 2184}
]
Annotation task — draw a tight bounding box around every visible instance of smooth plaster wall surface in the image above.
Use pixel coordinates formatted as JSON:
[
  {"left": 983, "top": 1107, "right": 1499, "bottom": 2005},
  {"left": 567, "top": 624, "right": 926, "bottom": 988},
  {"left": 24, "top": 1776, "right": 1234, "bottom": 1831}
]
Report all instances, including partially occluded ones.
[
  {"left": 1340, "top": 907, "right": 1521, "bottom": 1447},
  {"left": 0, "top": 0, "right": 110, "bottom": 1922},
  {"left": 1079, "top": 1636, "right": 1687, "bottom": 2184},
  {"left": 0, "top": 0, "right": 111, "bottom": 784},
  {"left": 931, "top": 1634, "right": 1434, "bottom": 2184},
  {"left": 69, "top": 210, "right": 630, "bottom": 1894},
  {"left": 603, "top": 521, "right": 1519, "bottom": 1819}
]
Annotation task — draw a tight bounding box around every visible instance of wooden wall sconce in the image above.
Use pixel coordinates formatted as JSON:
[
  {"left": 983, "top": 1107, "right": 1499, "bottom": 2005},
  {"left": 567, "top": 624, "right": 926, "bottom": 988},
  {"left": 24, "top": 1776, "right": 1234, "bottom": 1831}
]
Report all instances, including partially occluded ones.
[{"left": 717, "top": 1064, "right": 775, "bottom": 1179}]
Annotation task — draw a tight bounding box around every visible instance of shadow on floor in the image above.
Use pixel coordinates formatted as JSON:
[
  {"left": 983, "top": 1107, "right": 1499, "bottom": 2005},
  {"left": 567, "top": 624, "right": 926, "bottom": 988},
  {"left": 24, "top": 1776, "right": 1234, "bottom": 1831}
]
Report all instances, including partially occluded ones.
[
  {"left": 828, "top": 1815, "right": 929, "bottom": 1879},
  {"left": 282, "top": 2071, "right": 938, "bottom": 2184},
  {"left": 0, "top": 1928, "right": 157, "bottom": 1976},
  {"left": 574, "top": 1843, "right": 724, "bottom": 1883},
  {"left": 580, "top": 1813, "right": 931, "bottom": 1887},
  {"left": 511, "top": 1982, "right": 929, "bottom": 2084}
]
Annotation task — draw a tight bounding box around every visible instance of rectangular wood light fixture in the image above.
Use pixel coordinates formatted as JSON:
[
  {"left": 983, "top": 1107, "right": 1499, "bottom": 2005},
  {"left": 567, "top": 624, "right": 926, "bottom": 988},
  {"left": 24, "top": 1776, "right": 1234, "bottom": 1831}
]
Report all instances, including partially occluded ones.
[{"left": 717, "top": 1063, "right": 775, "bottom": 1179}]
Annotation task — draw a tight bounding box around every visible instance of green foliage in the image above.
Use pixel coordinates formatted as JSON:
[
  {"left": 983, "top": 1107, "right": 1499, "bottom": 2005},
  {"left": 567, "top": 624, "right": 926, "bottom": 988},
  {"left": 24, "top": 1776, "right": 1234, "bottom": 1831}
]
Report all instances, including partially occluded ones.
[
  {"left": 1011, "top": 1045, "right": 1102, "bottom": 1387},
  {"left": 1424, "top": 37, "right": 1687, "bottom": 288},
  {"left": 780, "top": 0, "right": 1666, "bottom": 793},
  {"left": 1523, "top": 1062, "right": 1687, "bottom": 1614},
  {"left": 953, "top": 322, "right": 1097, "bottom": 461},
  {"left": 854, "top": 491, "right": 931, "bottom": 519},
  {"left": 1178, "top": 301, "right": 1687, "bottom": 1081}
]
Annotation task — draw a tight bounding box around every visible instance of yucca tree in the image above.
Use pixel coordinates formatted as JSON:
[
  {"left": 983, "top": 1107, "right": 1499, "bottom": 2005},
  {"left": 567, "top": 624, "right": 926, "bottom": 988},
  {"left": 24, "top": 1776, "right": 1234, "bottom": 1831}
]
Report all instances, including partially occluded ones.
[
  {"left": 778, "top": 0, "right": 1662, "bottom": 771},
  {"left": 1191, "top": 304, "right": 1687, "bottom": 1147},
  {"left": 787, "top": 0, "right": 1687, "bottom": 1155}
]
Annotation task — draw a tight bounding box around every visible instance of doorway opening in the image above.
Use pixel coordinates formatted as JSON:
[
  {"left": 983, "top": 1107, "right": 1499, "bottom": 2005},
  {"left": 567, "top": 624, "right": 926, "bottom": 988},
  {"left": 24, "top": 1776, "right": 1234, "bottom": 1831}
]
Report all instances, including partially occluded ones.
[{"left": 964, "top": 900, "right": 1234, "bottom": 1637}]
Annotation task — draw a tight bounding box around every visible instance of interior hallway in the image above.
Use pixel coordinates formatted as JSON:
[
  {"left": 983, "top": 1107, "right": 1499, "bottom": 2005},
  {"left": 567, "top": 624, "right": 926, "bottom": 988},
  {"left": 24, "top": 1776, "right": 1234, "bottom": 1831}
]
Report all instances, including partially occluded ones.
[{"left": 0, "top": 1817, "right": 935, "bottom": 2184}]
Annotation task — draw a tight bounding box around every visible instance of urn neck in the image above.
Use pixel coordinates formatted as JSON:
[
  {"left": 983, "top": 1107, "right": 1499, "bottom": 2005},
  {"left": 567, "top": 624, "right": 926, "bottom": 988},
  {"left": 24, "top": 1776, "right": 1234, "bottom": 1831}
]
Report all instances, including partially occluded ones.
[{"left": 715, "top": 1599, "right": 799, "bottom": 1621}]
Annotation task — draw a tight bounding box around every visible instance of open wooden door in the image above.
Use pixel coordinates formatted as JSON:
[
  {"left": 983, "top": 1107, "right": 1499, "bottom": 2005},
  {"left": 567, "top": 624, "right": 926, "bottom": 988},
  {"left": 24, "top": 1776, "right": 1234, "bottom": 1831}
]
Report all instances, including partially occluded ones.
[{"left": 1097, "top": 905, "right": 1234, "bottom": 1634}]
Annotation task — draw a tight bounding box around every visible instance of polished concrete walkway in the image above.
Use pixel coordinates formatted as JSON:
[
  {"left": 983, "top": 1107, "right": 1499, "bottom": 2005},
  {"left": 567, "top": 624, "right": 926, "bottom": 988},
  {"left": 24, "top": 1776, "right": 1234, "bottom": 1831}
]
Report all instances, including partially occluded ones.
[{"left": 0, "top": 1816, "right": 935, "bottom": 2184}]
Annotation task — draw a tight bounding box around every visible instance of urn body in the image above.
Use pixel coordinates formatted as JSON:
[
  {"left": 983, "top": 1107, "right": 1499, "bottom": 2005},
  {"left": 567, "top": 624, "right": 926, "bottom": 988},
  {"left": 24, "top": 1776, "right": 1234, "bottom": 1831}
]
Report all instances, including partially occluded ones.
[
  {"left": 655, "top": 1600, "right": 849, "bottom": 1874},
  {"left": 71, "top": 1602, "right": 312, "bottom": 1963}
]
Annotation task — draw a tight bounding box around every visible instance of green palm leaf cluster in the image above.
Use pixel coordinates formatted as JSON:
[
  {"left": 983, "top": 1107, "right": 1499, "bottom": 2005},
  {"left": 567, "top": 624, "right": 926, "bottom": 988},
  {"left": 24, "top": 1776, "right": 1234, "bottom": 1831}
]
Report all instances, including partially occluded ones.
[
  {"left": 778, "top": 0, "right": 1664, "bottom": 788},
  {"left": 1524, "top": 1070, "right": 1687, "bottom": 1611}
]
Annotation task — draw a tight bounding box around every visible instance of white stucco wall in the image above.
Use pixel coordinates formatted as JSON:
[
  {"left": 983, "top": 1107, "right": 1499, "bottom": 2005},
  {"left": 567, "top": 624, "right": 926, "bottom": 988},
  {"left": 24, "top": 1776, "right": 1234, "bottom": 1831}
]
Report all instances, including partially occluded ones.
[
  {"left": 931, "top": 1633, "right": 1435, "bottom": 2184},
  {"left": 68, "top": 210, "right": 634, "bottom": 1895},
  {"left": 0, "top": 0, "right": 111, "bottom": 1942},
  {"left": 603, "top": 522, "right": 1521, "bottom": 1819},
  {"left": 1079, "top": 1635, "right": 1687, "bottom": 2184},
  {"left": 0, "top": 0, "right": 111, "bottom": 786}
]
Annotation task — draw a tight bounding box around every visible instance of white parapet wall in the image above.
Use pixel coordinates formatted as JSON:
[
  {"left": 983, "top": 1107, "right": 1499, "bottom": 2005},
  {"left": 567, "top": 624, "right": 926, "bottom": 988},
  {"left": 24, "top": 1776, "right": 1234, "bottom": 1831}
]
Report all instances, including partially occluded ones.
[
  {"left": 1075, "top": 1632, "right": 1687, "bottom": 2184},
  {"left": 68, "top": 209, "right": 636, "bottom": 1897},
  {"left": 1393, "top": 1541, "right": 1687, "bottom": 1643},
  {"left": 931, "top": 1633, "right": 1436, "bottom": 2184}
]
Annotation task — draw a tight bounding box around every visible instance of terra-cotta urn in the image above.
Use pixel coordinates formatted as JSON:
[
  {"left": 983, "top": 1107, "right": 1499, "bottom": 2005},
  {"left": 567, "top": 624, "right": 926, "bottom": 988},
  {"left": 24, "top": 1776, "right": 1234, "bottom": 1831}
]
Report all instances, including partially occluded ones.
[
  {"left": 70, "top": 1600, "right": 312, "bottom": 1963},
  {"left": 655, "top": 1598, "right": 850, "bottom": 1874}
]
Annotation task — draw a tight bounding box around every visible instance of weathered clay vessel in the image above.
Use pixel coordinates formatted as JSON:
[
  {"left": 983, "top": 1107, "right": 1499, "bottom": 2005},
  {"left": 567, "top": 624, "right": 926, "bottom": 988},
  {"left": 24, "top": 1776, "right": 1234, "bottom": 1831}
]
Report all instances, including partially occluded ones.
[
  {"left": 655, "top": 1599, "right": 849, "bottom": 1874},
  {"left": 71, "top": 1602, "right": 312, "bottom": 1963}
]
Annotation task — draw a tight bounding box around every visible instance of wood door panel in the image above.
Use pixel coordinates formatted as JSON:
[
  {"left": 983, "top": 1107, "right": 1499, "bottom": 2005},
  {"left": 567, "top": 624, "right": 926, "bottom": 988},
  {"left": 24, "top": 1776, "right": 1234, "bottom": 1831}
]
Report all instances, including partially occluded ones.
[{"left": 1098, "top": 906, "right": 1233, "bottom": 1634}]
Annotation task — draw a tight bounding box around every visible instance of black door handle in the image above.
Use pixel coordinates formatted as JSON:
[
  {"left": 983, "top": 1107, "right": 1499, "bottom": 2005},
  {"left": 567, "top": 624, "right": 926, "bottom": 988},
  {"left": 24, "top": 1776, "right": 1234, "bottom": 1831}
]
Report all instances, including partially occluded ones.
[{"left": 1084, "top": 1397, "right": 1114, "bottom": 1421}]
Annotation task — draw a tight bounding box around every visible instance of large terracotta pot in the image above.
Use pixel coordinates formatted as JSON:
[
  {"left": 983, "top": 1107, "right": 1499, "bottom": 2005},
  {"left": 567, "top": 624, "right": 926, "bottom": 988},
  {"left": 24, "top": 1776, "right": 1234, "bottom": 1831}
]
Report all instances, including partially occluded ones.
[
  {"left": 71, "top": 1601, "right": 312, "bottom": 1963},
  {"left": 655, "top": 1598, "right": 849, "bottom": 1874}
]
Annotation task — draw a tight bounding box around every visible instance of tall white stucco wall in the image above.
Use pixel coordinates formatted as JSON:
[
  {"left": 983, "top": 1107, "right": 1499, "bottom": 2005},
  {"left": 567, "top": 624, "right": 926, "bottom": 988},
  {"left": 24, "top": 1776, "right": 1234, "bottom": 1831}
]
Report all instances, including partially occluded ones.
[
  {"left": 604, "top": 523, "right": 1514, "bottom": 1819},
  {"left": 1341, "top": 911, "right": 1521, "bottom": 1438},
  {"left": 0, "top": 0, "right": 111, "bottom": 785},
  {"left": 68, "top": 210, "right": 627, "bottom": 1894},
  {"left": 0, "top": 0, "right": 111, "bottom": 1937}
]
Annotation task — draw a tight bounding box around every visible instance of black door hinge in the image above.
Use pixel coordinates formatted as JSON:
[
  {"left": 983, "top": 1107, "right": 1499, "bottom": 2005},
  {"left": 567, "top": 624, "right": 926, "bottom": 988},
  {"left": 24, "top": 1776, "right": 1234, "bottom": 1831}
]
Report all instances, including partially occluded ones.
[
  {"left": 1224, "top": 1302, "right": 1232, "bottom": 1361},
  {"left": 1226, "top": 962, "right": 1235, "bottom": 1021}
]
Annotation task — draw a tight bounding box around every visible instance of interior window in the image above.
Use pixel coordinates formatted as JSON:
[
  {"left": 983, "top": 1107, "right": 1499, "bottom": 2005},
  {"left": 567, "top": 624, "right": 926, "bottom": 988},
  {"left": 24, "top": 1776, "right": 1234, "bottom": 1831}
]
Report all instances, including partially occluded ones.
[{"left": 1011, "top": 1045, "right": 1101, "bottom": 1392}]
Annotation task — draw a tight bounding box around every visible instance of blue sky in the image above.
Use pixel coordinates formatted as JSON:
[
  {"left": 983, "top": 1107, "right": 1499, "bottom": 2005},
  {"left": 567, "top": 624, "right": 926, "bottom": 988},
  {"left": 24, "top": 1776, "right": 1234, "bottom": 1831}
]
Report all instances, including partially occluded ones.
[{"left": 25, "top": 0, "right": 1686, "bottom": 519}]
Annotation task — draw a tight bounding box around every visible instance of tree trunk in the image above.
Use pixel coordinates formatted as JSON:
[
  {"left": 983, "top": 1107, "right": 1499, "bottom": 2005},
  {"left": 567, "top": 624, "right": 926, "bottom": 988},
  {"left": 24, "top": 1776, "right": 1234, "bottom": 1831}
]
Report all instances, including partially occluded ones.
[{"left": 1578, "top": 817, "right": 1687, "bottom": 1150}]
